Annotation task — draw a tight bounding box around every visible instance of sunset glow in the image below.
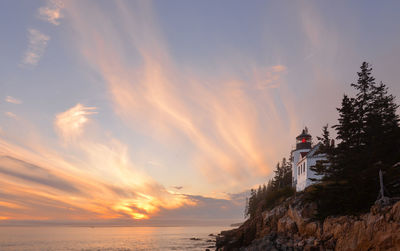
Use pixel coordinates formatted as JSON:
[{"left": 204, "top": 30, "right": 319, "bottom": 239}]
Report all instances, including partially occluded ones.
[{"left": 0, "top": 0, "right": 399, "bottom": 226}]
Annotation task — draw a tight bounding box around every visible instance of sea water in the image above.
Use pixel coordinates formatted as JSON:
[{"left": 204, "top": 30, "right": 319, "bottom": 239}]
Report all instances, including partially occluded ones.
[{"left": 0, "top": 226, "right": 231, "bottom": 250}]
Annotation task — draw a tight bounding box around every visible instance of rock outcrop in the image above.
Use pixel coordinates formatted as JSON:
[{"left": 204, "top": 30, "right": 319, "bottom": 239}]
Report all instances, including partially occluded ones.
[{"left": 216, "top": 195, "right": 400, "bottom": 251}]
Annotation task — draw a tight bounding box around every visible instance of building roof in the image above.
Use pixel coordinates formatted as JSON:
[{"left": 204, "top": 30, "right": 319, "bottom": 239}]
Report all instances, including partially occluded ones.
[
  {"left": 306, "top": 142, "right": 324, "bottom": 158},
  {"left": 296, "top": 127, "right": 311, "bottom": 140},
  {"left": 297, "top": 142, "right": 324, "bottom": 165}
]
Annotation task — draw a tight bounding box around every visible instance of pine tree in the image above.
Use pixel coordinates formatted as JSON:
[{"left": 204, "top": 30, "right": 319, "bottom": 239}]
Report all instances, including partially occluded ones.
[
  {"left": 366, "top": 81, "right": 400, "bottom": 165},
  {"left": 308, "top": 62, "right": 400, "bottom": 218},
  {"left": 334, "top": 95, "right": 357, "bottom": 153},
  {"left": 245, "top": 188, "right": 257, "bottom": 218},
  {"left": 281, "top": 157, "right": 292, "bottom": 188},
  {"left": 272, "top": 162, "right": 282, "bottom": 190},
  {"left": 317, "top": 124, "right": 331, "bottom": 150},
  {"left": 309, "top": 124, "right": 333, "bottom": 180},
  {"left": 272, "top": 158, "right": 292, "bottom": 190},
  {"left": 244, "top": 156, "right": 294, "bottom": 218},
  {"left": 351, "top": 62, "right": 375, "bottom": 144},
  {"left": 262, "top": 184, "right": 267, "bottom": 195}
]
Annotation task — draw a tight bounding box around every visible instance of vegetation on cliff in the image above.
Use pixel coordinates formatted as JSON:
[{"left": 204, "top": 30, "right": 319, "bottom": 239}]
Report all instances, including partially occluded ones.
[
  {"left": 244, "top": 62, "right": 400, "bottom": 221},
  {"left": 309, "top": 62, "right": 400, "bottom": 218},
  {"left": 245, "top": 157, "right": 294, "bottom": 219},
  {"left": 220, "top": 62, "right": 400, "bottom": 250}
]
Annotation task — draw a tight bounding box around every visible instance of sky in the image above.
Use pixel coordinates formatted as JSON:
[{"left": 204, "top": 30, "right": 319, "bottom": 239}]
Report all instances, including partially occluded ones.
[{"left": 0, "top": 0, "right": 399, "bottom": 225}]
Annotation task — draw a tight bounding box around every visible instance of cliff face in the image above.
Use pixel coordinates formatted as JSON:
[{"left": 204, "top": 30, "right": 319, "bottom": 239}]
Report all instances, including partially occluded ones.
[{"left": 216, "top": 195, "right": 400, "bottom": 251}]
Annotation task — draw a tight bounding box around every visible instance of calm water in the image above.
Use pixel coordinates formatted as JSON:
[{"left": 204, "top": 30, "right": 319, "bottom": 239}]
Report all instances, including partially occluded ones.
[{"left": 0, "top": 226, "right": 230, "bottom": 250}]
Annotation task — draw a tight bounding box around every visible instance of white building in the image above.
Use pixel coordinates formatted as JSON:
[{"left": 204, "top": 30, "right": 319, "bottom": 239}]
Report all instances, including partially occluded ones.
[{"left": 291, "top": 127, "right": 326, "bottom": 192}]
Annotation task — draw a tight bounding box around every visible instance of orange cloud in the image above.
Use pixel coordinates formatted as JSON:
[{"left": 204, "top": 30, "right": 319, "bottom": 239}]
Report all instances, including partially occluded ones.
[
  {"left": 0, "top": 143, "right": 194, "bottom": 221},
  {"left": 63, "top": 1, "right": 299, "bottom": 193},
  {"left": 0, "top": 102, "right": 196, "bottom": 221}
]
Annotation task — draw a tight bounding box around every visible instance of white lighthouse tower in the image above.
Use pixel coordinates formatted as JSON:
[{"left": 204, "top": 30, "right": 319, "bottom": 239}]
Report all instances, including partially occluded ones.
[
  {"left": 291, "top": 127, "right": 327, "bottom": 191},
  {"left": 291, "top": 127, "right": 312, "bottom": 189}
]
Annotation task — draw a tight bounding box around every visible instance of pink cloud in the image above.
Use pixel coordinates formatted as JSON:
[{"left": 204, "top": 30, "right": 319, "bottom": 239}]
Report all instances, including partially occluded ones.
[
  {"left": 38, "top": 0, "right": 64, "bottom": 26},
  {"left": 5, "top": 96, "right": 22, "bottom": 104},
  {"left": 21, "top": 29, "right": 50, "bottom": 66}
]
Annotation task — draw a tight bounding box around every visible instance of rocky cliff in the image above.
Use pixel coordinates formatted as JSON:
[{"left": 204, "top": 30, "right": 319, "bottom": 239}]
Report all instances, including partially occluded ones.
[{"left": 216, "top": 195, "right": 400, "bottom": 251}]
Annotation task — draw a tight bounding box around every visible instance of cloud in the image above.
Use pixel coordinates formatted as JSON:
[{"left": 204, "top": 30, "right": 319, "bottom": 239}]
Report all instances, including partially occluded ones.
[
  {"left": 153, "top": 192, "right": 246, "bottom": 222},
  {"left": 254, "top": 65, "right": 287, "bottom": 89},
  {"left": 0, "top": 106, "right": 197, "bottom": 221},
  {"left": 5, "top": 96, "right": 22, "bottom": 104},
  {"left": 63, "top": 1, "right": 298, "bottom": 193},
  {"left": 38, "top": 0, "right": 64, "bottom": 26},
  {"left": 51, "top": 103, "right": 197, "bottom": 219},
  {"left": 271, "top": 65, "right": 286, "bottom": 72},
  {"left": 2, "top": 2, "right": 286, "bottom": 223},
  {"left": 0, "top": 156, "right": 81, "bottom": 194},
  {"left": 173, "top": 186, "right": 183, "bottom": 190},
  {"left": 21, "top": 29, "right": 50, "bottom": 66},
  {"left": 5, "top": 112, "right": 17, "bottom": 119},
  {"left": 54, "top": 103, "right": 97, "bottom": 142}
]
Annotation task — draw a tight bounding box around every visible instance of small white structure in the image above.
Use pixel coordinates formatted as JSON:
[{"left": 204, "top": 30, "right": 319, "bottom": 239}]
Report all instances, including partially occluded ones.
[{"left": 291, "top": 127, "right": 326, "bottom": 192}]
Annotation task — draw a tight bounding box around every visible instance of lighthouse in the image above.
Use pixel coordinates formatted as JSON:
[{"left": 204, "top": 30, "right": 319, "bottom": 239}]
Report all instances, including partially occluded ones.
[
  {"left": 291, "top": 127, "right": 312, "bottom": 189},
  {"left": 291, "top": 127, "right": 326, "bottom": 191}
]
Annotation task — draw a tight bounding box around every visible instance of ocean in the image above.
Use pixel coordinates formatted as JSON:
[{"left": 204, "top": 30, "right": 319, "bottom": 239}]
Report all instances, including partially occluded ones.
[{"left": 0, "top": 226, "right": 231, "bottom": 250}]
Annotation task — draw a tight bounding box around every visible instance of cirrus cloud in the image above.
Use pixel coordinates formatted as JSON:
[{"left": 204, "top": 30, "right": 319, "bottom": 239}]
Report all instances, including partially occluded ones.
[
  {"left": 21, "top": 29, "right": 50, "bottom": 66},
  {"left": 64, "top": 1, "right": 298, "bottom": 193},
  {"left": 38, "top": 0, "right": 64, "bottom": 26},
  {"left": 5, "top": 112, "right": 17, "bottom": 119},
  {"left": 54, "top": 103, "right": 97, "bottom": 142},
  {"left": 5, "top": 96, "right": 22, "bottom": 105},
  {"left": 0, "top": 103, "right": 198, "bottom": 222}
]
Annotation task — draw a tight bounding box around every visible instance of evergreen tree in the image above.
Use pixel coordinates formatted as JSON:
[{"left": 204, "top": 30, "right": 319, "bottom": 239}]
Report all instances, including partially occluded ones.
[
  {"left": 244, "top": 155, "right": 294, "bottom": 218},
  {"left": 309, "top": 124, "right": 333, "bottom": 180},
  {"left": 272, "top": 162, "right": 282, "bottom": 189},
  {"left": 262, "top": 184, "right": 267, "bottom": 195},
  {"left": 272, "top": 157, "right": 292, "bottom": 190},
  {"left": 245, "top": 188, "right": 257, "bottom": 218},
  {"left": 280, "top": 157, "right": 292, "bottom": 188},
  {"left": 308, "top": 62, "right": 400, "bottom": 218},
  {"left": 351, "top": 62, "right": 376, "bottom": 148},
  {"left": 366, "top": 81, "right": 400, "bottom": 166},
  {"left": 266, "top": 179, "right": 274, "bottom": 193}
]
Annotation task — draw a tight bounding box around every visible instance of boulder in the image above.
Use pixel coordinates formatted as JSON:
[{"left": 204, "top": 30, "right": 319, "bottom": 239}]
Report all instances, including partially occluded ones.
[{"left": 277, "top": 215, "right": 297, "bottom": 235}]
